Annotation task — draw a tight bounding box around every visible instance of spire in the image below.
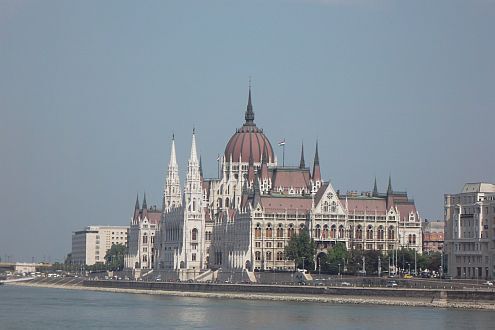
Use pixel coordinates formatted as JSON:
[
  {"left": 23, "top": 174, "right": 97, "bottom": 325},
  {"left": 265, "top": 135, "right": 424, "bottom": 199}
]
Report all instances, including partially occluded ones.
[
  {"left": 135, "top": 193, "right": 140, "bottom": 210},
  {"left": 261, "top": 143, "right": 269, "bottom": 180},
  {"left": 142, "top": 192, "right": 147, "bottom": 210},
  {"left": 314, "top": 140, "right": 320, "bottom": 165},
  {"left": 170, "top": 133, "right": 177, "bottom": 167},
  {"left": 163, "top": 134, "right": 182, "bottom": 210},
  {"left": 190, "top": 128, "right": 198, "bottom": 163},
  {"left": 199, "top": 156, "right": 204, "bottom": 178},
  {"left": 387, "top": 175, "right": 393, "bottom": 195},
  {"left": 244, "top": 85, "right": 255, "bottom": 125},
  {"left": 247, "top": 138, "right": 255, "bottom": 184},
  {"left": 299, "top": 142, "right": 305, "bottom": 169},
  {"left": 373, "top": 177, "right": 379, "bottom": 197},
  {"left": 312, "top": 141, "right": 321, "bottom": 182}
]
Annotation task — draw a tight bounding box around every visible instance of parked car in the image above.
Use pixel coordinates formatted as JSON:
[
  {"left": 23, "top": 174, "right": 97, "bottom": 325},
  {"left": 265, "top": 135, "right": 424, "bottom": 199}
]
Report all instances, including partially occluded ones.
[
  {"left": 404, "top": 274, "right": 413, "bottom": 279},
  {"left": 483, "top": 281, "right": 493, "bottom": 286},
  {"left": 386, "top": 281, "right": 398, "bottom": 288},
  {"left": 341, "top": 282, "right": 351, "bottom": 286}
]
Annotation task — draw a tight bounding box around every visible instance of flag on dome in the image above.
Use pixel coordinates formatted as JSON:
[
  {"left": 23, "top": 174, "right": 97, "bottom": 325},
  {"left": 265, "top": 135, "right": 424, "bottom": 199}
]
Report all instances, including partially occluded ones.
[{"left": 278, "top": 139, "right": 286, "bottom": 146}]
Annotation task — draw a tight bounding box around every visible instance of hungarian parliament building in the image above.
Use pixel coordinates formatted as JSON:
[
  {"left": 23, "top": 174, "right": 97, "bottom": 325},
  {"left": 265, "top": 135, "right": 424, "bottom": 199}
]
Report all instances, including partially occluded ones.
[{"left": 124, "top": 89, "right": 422, "bottom": 275}]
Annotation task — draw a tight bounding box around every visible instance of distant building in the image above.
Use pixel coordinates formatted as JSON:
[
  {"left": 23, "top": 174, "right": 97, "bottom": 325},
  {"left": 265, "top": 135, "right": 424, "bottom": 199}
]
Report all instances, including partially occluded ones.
[
  {"left": 124, "top": 194, "right": 161, "bottom": 270},
  {"left": 444, "top": 183, "right": 495, "bottom": 280},
  {"left": 422, "top": 219, "right": 444, "bottom": 253},
  {"left": 71, "top": 225, "right": 129, "bottom": 266}
]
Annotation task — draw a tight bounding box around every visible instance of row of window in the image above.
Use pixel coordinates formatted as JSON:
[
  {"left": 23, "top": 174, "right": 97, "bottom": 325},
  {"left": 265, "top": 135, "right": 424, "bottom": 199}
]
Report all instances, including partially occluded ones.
[{"left": 255, "top": 251, "right": 285, "bottom": 261}]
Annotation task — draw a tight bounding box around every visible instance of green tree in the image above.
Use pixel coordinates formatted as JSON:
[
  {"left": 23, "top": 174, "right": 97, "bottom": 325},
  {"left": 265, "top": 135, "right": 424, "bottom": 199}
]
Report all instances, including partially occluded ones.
[
  {"left": 284, "top": 230, "right": 316, "bottom": 271},
  {"left": 104, "top": 243, "right": 128, "bottom": 271},
  {"left": 320, "top": 243, "right": 349, "bottom": 274}
]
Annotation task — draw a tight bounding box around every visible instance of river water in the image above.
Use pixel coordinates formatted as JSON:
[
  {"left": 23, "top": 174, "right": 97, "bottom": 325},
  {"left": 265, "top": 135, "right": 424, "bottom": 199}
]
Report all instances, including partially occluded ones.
[{"left": 0, "top": 285, "right": 493, "bottom": 329}]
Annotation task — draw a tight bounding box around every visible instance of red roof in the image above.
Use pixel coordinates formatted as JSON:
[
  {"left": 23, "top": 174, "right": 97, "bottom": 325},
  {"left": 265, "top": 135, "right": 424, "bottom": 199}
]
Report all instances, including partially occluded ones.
[
  {"left": 271, "top": 168, "right": 311, "bottom": 193},
  {"left": 259, "top": 196, "right": 312, "bottom": 213},
  {"left": 224, "top": 126, "right": 274, "bottom": 163},
  {"left": 342, "top": 197, "right": 388, "bottom": 215}
]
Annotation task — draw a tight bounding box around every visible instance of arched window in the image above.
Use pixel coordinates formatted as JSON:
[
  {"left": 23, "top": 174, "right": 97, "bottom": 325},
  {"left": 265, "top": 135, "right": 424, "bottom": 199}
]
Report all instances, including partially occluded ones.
[
  {"left": 255, "top": 223, "right": 261, "bottom": 239},
  {"left": 217, "top": 198, "right": 222, "bottom": 208},
  {"left": 143, "top": 234, "right": 148, "bottom": 244},
  {"left": 266, "top": 251, "right": 272, "bottom": 261},
  {"left": 225, "top": 198, "right": 230, "bottom": 208},
  {"left": 323, "top": 201, "right": 329, "bottom": 212},
  {"left": 388, "top": 226, "right": 395, "bottom": 240},
  {"left": 413, "top": 234, "right": 417, "bottom": 244},
  {"left": 255, "top": 251, "right": 261, "bottom": 261},
  {"left": 299, "top": 224, "right": 305, "bottom": 235},
  {"left": 366, "top": 225, "right": 373, "bottom": 240},
  {"left": 266, "top": 223, "right": 273, "bottom": 238},
  {"left": 330, "top": 225, "right": 336, "bottom": 239},
  {"left": 277, "top": 224, "right": 284, "bottom": 238},
  {"left": 287, "top": 224, "right": 295, "bottom": 238},
  {"left": 338, "top": 225, "right": 345, "bottom": 239},
  {"left": 143, "top": 255, "right": 147, "bottom": 263},
  {"left": 377, "top": 226, "right": 384, "bottom": 240},
  {"left": 276, "top": 251, "right": 284, "bottom": 261},
  {"left": 356, "top": 225, "right": 362, "bottom": 240},
  {"left": 331, "top": 201, "right": 337, "bottom": 213},
  {"left": 192, "top": 228, "right": 198, "bottom": 241},
  {"left": 322, "top": 225, "right": 329, "bottom": 239},
  {"left": 349, "top": 226, "right": 354, "bottom": 239},
  {"left": 315, "top": 224, "right": 321, "bottom": 238}
]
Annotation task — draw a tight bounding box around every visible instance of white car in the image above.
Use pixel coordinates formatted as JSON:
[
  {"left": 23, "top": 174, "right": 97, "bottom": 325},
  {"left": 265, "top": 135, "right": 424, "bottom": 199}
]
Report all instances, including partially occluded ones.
[
  {"left": 341, "top": 282, "right": 351, "bottom": 286},
  {"left": 483, "top": 281, "right": 493, "bottom": 286}
]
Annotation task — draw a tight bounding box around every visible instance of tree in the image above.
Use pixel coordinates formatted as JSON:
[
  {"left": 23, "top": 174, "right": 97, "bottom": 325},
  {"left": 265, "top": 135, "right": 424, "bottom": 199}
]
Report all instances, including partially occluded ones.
[
  {"left": 104, "top": 243, "right": 128, "bottom": 271},
  {"left": 284, "top": 230, "right": 316, "bottom": 271},
  {"left": 321, "top": 243, "right": 349, "bottom": 274}
]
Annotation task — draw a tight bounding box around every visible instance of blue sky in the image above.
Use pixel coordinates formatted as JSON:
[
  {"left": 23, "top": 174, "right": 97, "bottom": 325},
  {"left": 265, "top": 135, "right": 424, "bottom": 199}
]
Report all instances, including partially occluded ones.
[{"left": 1, "top": 0, "right": 494, "bottom": 261}]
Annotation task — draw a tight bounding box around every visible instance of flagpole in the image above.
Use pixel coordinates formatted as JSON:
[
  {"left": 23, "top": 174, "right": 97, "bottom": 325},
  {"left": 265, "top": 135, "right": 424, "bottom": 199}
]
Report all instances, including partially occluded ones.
[
  {"left": 217, "top": 154, "right": 220, "bottom": 178},
  {"left": 283, "top": 144, "right": 285, "bottom": 167}
]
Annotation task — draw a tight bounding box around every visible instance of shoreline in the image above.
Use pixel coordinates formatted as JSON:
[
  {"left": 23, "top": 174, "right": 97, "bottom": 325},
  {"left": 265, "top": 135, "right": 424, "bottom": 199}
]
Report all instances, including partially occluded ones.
[{"left": 8, "top": 281, "right": 495, "bottom": 311}]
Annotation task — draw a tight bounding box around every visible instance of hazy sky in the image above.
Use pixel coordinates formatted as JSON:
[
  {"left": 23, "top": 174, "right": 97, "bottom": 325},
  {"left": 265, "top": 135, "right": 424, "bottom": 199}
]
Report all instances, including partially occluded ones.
[{"left": 1, "top": 0, "right": 494, "bottom": 262}]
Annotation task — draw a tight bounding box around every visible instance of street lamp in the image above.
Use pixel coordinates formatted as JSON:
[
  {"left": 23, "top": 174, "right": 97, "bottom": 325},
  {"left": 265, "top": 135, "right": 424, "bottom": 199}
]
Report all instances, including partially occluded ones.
[
  {"left": 338, "top": 263, "right": 341, "bottom": 278},
  {"left": 301, "top": 257, "right": 306, "bottom": 272}
]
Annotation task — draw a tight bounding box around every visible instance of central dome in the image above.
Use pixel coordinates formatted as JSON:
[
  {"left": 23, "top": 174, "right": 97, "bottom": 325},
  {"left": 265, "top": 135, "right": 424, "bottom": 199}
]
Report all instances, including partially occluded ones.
[{"left": 224, "top": 89, "right": 275, "bottom": 163}]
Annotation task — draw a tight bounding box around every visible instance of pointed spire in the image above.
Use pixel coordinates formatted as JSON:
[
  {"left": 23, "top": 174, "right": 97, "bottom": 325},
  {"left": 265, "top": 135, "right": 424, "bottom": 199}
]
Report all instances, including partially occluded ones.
[
  {"left": 261, "top": 143, "right": 269, "bottom": 180},
  {"left": 189, "top": 128, "right": 198, "bottom": 163},
  {"left": 199, "top": 156, "right": 204, "bottom": 178},
  {"left": 247, "top": 138, "right": 255, "bottom": 184},
  {"left": 169, "top": 133, "right": 177, "bottom": 167},
  {"left": 135, "top": 193, "right": 140, "bottom": 209},
  {"left": 312, "top": 141, "right": 321, "bottom": 182},
  {"left": 299, "top": 142, "right": 305, "bottom": 169},
  {"left": 142, "top": 192, "right": 147, "bottom": 210},
  {"left": 244, "top": 85, "right": 255, "bottom": 125},
  {"left": 387, "top": 175, "right": 393, "bottom": 195},
  {"left": 373, "top": 177, "right": 379, "bottom": 197},
  {"left": 314, "top": 140, "right": 320, "bottom": 165}
]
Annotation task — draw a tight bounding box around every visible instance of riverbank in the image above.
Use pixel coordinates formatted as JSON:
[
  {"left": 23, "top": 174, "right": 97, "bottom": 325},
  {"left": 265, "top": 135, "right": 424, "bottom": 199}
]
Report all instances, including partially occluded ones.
[{"left": 7, "top": 280, "right": 495, "bottom": 310}]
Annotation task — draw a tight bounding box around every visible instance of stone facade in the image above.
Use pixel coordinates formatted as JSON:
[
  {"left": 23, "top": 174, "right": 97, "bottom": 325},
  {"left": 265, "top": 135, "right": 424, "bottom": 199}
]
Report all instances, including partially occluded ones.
[
  {"left": 153, "top": 89, "right": 422, "bottom": 274},
  {"left": 444, "top": 183, "right": 495, "bottom": 280}
]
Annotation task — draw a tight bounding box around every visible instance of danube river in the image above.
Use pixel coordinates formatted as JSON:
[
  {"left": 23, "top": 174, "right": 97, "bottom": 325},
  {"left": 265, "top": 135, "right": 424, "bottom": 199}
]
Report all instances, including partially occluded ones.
[{"left": 1, "top": 285, "right": 493, "bottom": 329}]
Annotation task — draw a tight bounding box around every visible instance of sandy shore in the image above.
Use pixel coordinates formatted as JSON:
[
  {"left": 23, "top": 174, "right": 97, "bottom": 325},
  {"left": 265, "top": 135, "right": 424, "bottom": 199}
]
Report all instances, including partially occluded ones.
[{"left": 8, "top": 281, "right": 495, "bottom": 310}]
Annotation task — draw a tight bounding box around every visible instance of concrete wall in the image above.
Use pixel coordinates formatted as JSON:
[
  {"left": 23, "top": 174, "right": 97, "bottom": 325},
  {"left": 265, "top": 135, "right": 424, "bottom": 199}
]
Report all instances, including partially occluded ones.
[{"left": 83, "top": 280, "right": 495, "bottom": 301}]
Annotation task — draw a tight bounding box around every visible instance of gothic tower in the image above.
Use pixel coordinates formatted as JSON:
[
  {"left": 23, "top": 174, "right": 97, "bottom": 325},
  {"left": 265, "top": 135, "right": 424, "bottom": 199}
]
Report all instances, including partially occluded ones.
[{"left": 163, "top": 135, "right": 181, "bottom": 211}]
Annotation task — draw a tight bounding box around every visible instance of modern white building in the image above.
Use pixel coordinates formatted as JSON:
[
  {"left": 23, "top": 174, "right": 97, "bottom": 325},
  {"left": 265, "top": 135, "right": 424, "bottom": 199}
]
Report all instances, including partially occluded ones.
[
  {"left": 153, "top": 89, "right": 422, "bottom": 275},
  {"left": 71, "top": 225, "right": 129, "bottom": 266},
  {"left": 444, "top": 183, "right": 495, "bottom": 280}
]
